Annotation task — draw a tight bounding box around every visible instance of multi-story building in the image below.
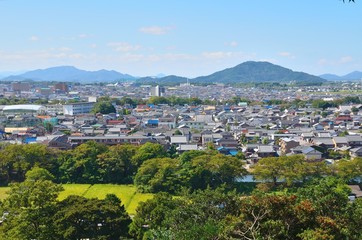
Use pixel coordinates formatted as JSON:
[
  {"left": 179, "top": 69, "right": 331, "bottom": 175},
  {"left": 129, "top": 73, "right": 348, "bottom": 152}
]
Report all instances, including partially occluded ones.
[
  {"left": 63, "top": 102, "right": 94, "bottom": 116},
  {"left": 150, "top": 85, "right": 165, "bottom": 97},
  {"left": 12, "top": 82, "right": 31, "bottom": 92},
  {"left": 53, "top": 82, "right": 69, "bottom": 93}
]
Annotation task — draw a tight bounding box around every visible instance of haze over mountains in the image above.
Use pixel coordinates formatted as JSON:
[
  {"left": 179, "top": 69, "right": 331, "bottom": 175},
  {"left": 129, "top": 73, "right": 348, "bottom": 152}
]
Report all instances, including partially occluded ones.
[
  {"left": 319, "top": 71, "right": 362, "bottom": 81},
  {"left": 0, "top": 61, "right": 360, "bottom": 84},
  {"left": 1, "top": 66, "right": 135, "bottom": 83}
]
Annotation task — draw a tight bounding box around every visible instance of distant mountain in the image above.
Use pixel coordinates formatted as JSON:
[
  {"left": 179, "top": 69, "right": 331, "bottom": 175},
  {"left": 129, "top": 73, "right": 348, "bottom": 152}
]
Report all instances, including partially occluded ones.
[
  {"left": 135, "top": 61, "right": 324, "bottom": 86},
  {"left": 319, "top": 74, "right": 342, "bottom": 81},
  {"left": 156, "top": 73, "right": 166, "bottom": 78},
  {"left": 1, "top": 66, "right": 135, "bottom": 83},
  {"left": 192, "top": 61, "right": 324, "bottom": 84},
  {"left": 136, "top": 75, "right": 187, "bottom": 85},
  {"left": 319, "top": 71, "right": 362, "bottom": 81},
  {"left": 343, "top": 71, "right": 362, "bottom": 80},
  {"left": 0, "top": 70, "right": 27, "bottom": 79}
]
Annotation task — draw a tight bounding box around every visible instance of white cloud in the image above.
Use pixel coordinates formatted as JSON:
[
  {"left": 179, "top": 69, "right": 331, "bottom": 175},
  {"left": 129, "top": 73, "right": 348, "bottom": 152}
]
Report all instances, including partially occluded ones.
[
  {"left": 318, "top": 58, "right": 328, "bottom": 66},
  {"left": 278, "top": 52, "right": 291, "bottom": 57},
  {"left": 226, "top": 41, "right": 238, "bottom": 47},
  {"left": 278, "top": 52, "right": 295, "bottom": 59},
  {"left": 108, "top": 42, "right": 141, "bottom": 52},
  {"left": 90, "top": 44, "right": 97, "bottom": 49},
  {"left": 318, "top": 56, "right": 353, "bottom": 67},
  {"left": 29, "top": 36, "right": 39, "bottom": 41},
  {"left": 340, "top": 56, "right": 353, "bottom": 63},
  {"left": 202, "top": 51, "right": 233, "bottom": 59},
  {"left": 59, "top": 47, "right": 72, "bottom": 52},
  {"left": 78, "top": 33, "right": 89, "bottom": 38},
  {"left": 139, "top": 26, "right": 174, "bottom": 35}
]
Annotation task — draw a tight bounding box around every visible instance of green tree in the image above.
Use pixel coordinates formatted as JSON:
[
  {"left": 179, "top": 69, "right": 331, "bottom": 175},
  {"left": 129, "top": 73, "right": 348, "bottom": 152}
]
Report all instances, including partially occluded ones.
[
  {"left": 129, "top": 192, "right": 182, "bottom": 239},
  {"left": 96, "top": 144, "right": 139, "bottom": 183},
  {"left": 131, "top": 142, "right": 167, "bottom": 169},
  {"left": 0, "top": 144, "right": 60, "bottom": 183},
  {"left": 1, "top": 169, "right": 63, "bottom": 240},
  {"left": 157, "top": 187, "right": 241, "bottom": 240},
  {"left": 25, "top": 166, "right": 55, "bottom": 181},
  {"left": 58, "top": 141, "right": 108, "bottom": 183},
  {"left": 253, "top": 155, "right": 328, "bottom": 187},
  {"left": 186, "top": 153, "right": 246, "bottom": 190},
  {"left": 53, "top": 194, "right": 131, "bottom": 240},
  {"left": 91, "top": 101, "right": 116, "bottom": 114},
  {"left": 336, "top": 157, "right": 362, "bottom": 181},
  {"left": 134, "top": 157, "right": 180, "bottom": 193}
]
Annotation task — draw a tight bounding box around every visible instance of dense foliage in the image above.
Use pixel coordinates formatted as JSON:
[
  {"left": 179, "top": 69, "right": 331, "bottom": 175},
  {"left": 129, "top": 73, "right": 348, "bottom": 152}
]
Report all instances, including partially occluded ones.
[
  {"left": 0, "top": 168, "right": 131, "bottom": 240},
  {"left": 0, "top": 142, "right": 362, "bottom": 239},
  {"left": 130, "top": 178, "right": 362, "bottom": 240}
]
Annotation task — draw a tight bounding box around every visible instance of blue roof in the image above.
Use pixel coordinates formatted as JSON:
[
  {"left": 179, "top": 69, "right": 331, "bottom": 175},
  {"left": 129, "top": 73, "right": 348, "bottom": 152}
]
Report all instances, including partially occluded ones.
[
  {"left": 229, "top": 150, "right": 238, "bottom": 156},
  {"left": 24, "top": 137, "right": 37, "bottom": 144},
  {"left": 148, "top": 119, "right": 159, "bottom": 124}
]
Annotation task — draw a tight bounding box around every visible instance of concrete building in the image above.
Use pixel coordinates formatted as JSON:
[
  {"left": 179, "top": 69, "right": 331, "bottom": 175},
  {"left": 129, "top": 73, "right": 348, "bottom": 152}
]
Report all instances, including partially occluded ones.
[
  {"left": 150, "top": 85, "right": 165, "bottom": 97},
  {"left": 63, "top": 102, "right": 94, "bottom": 116},
  {"left": 53, "top": 82, "right": 69, "bottom": 93},
  {"left": 12, "top": 82, "right": 31, "bottom": 92},
  {"left": 2, "top": 104, "right": 46, "bottom": 116}
]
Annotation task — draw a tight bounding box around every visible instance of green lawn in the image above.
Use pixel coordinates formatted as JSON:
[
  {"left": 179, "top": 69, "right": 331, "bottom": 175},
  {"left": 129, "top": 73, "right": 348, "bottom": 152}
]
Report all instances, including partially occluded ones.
[
  {"left": 58, "top": 184, "right": 92, "bottom": 200},
  {"left": 0, "top": 184, "right": 153, "bottom": 216}
]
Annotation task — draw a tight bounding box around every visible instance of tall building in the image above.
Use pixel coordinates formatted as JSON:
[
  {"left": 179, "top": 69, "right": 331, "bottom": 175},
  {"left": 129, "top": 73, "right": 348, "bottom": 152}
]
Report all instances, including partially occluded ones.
[
  {"left": 53, "top": 82, "right": 69, "bottom": 93},
  {"left": 150, "top": 85, "right": 165, "bottom": 97},
  {"left": 12, "top": 82, "right": 31, "bottom": 92}
]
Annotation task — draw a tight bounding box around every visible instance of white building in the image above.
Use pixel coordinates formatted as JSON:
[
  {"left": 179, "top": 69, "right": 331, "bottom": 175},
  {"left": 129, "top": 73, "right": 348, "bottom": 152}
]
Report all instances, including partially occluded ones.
[
  {"left": 2, "top": 104, "right": 46, "bottom": 115},
  {"left": 150, "top": 85, "right": 165, "bottom": 97},
  {"left": 63, "top": 102, "right": 94, "bottom": 116}
]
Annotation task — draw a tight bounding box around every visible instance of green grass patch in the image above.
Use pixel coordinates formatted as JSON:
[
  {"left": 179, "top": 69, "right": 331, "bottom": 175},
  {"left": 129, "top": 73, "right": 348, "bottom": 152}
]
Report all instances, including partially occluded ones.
[
  {"left": 83, "top": 184, "right": 137, "bottom": 202},
  {"left": 127, "top": 192, "right": 154, "bottom": 215},
  {"left": 83, "top": 184, "right": 153, "bottom": 215},
  {"left": 58, "top": 184, "right": 92, "bottom": 200},
  {"left": 0, "top": 184, "right": 154, "bottom": 215}
]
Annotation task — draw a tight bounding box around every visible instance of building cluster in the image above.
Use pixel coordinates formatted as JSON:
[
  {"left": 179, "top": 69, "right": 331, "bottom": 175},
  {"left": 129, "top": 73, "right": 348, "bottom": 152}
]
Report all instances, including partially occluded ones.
[{"left": 0, "top": 92, "right": 361, "bottom": 167}]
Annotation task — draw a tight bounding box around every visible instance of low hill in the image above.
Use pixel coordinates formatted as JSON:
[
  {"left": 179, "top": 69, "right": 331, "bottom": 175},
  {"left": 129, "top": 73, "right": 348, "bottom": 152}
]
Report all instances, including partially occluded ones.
[
  {"left": 136, "top": 75, "right": 188, "bottom": 86},
  {"left": 136, "top": 61, "right": 324, "bottom": 86},
  {"left": 1, "top": 66, "right": 135, "bottom": 83},
  {"left": 192, "top": 61, "right": 324, "bottom": 84}
]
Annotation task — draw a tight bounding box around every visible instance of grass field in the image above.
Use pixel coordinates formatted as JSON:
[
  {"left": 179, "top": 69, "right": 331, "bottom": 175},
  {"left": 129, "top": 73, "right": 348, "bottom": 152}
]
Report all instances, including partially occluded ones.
[{"left": 0, "top": 184, "right": 153, "bottom": 216}]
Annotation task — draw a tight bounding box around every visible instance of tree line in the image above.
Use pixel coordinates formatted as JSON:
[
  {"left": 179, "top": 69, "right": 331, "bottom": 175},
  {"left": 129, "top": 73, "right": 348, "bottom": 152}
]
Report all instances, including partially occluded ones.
[
  {"left": 0, "top": 142, "right": 361, "bottom": 191},
  {"left": 0, "top": 142, "right": 245, "bottom": 193},
  {"left": 2, "top": 169, "right": 361, "bottom": 239},
  {"left": 0, "top": 141, "right": 362, "bottom": 239}
]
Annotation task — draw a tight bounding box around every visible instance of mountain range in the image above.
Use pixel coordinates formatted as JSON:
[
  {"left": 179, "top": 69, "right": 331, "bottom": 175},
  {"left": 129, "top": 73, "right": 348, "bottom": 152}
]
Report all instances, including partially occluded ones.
[
  {"left": 1, "top": 61, "right": 360, "bottom": 84},
  {"left": 319, "top": 71, "right": 362, "bottom": 81},
  {"left": 1, "top": 66, "right": 135, "bottom": 83}
]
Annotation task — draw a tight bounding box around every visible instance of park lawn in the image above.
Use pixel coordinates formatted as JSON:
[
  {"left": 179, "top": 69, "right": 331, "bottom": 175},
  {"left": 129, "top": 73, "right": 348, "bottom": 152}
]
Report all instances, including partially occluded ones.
[
  {"left": 83, "top": 184, "right": 153, "bottom": 215},
  {"left": 126, "top": 192, "right": 154, "bottom": 215},
  {"left": 0, "top": 187, "right": 10, "bottom": 201},
  {"left": 58, "top": 184, "right": 92, "bottom": 200},
  {"left": 0, "top": 184, "right": 154, "bottom": 215}
]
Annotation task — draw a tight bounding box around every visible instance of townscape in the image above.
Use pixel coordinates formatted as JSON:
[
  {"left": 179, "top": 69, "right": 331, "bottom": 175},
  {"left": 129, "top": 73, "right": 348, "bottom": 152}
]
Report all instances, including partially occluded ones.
[
  {"left": 1, "top": 80, "right": 362, "bottom": 163},
  {"left": 1, "top": 1, "right": 362, "bottom": 239}
]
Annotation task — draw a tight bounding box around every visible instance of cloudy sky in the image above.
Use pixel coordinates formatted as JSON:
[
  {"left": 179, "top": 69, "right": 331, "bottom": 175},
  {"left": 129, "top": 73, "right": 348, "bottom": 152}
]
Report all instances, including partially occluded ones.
[{"left": 0, "top": 0, "right": 361, "bottom": 77}]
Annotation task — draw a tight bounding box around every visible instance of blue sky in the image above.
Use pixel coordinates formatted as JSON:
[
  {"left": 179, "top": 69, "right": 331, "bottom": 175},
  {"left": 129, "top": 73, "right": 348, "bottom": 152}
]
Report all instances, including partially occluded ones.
[{"left": 0, "top": 0, "right": 361, "bottom": 77}]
